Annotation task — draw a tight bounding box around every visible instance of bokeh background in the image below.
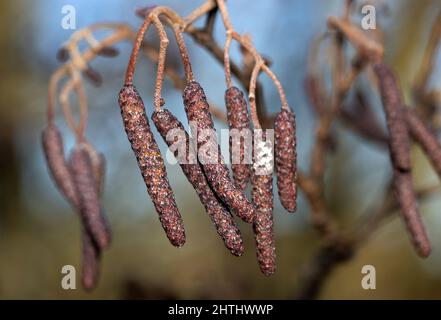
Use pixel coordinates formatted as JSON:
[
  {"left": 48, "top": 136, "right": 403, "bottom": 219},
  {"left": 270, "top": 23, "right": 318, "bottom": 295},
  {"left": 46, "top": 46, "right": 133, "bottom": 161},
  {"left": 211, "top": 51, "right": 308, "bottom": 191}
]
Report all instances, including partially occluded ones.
[{"left": 0, "top": 0, "right": 440, "bottom": 299}]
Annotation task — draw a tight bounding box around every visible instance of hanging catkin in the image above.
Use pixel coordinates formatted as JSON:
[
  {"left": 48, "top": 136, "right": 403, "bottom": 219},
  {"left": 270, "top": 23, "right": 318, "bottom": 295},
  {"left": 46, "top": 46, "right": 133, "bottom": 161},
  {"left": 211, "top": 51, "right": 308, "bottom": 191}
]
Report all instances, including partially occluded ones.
[
  {"left": 69, "top": 145, "right": 111, "bottom": 250},
  {"left": 274, "top": 108, "right": 297, "bottom": 213},
  {"left": 81, "top": 229, "right": 101, "bottom": 290},
  {"left": 225, "top": 86, "right": 252, "bottom": 191},
  {"left": 118, "top": 83, "right": 185, "bottom": 247},
  {"left": 42, "top": 124, "right": 80, "bottom": 207},
  {"left": 42, "top": 125, "right": 104, "bottom": 289},
  {"left": 252, "top": 132, "right": 276, "bottom": 276},
  {"left": 393, "top": 169, "right": 431, "bottom": 257},
  {"left": 183, "top": 81, "right": 255, "bottom": 224},
  {"left": 374, "top": 63, "right": 431, "bottom": 257},
  {"left": 373, "top": 63, "right": 411, "bottom": 171},
  {"left": 405, "top": 109, "right": 441, "bottom": 180},
  {"left": 152, "top": 108, "right": 244, "bottom": 256}
]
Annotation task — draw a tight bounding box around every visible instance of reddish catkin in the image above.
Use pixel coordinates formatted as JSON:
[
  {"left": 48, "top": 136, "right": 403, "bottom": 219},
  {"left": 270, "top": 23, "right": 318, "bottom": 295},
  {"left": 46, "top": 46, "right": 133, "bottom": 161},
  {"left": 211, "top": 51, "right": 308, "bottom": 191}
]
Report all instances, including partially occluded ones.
[
  {"left": 118, "top": 84, "right": 185, "bottom": 247},
  {"left": 69, "top": 145, "right": 111, "bottom": 250},
  {"left": 225, "top": 86, "right": 252, "bottom": 191},
  {"left": 405, "top": 109, "right": 441, "bottom": 180},
  {"left": 183, "top": 81, "right": 255, "bottom": 224},
  {"left": 42, "top": 126, "right": 104, "bottom": 290},
  {"left": 81, "top": 146, "right": 106, "bottom": 291},
  {"left": 373, "top": 63, "right": 411, "bottom": 171},
  {"left": 152, "top": 108, "right": 244, "bottom": 256},
  {"left": 42, "top": 124, "right": 80, "bottom": 207},
  {"left": 81, "top": 229, "right": 101, "bottom": 290},
  {"left": 274, "top": 108, "right": 297, "bottom": 213},
  {"left": 393, "top": 169, "right": 431, "bottom": 257},
  {"left": 252, "top": 135, "right": 276, "bottom": 276}
]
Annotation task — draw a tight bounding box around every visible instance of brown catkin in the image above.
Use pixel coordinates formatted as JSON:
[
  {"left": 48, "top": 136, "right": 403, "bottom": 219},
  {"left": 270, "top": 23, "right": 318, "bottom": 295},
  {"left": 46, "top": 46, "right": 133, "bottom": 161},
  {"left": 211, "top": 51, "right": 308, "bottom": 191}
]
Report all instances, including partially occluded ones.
[
  {"left": 70, "top": 145, "right": 111, "bottom": 250},
  {"left": 373, "top": 63, "right": 411, "bottom": 171},
  {"left": 225, "top": 86, "right": 252, "bottom": 191},
  {"left": 183, "top": 81, "right": 255, "bottom": 224},
  {"left": 274, "top": 108, "right": 297, "bottom": 213},
  {"left": 81, "top": 147, "right": 106, "bottom": 291},
  {"left": 42, "top": 125, "right": 105, "bottom": 290},
  {"left": 42, "top": 124, "right": 80, "bottom": 207},
  {"left": 252, "top": 133, "right": 276, "bottom": 276},
  {"left": 405, "top": 109, "right": 441, "bottom": 180},
  {"left": 152, "top": 108, "right": 244, "bottom": 256},
  {"left": 81, "top": 229, "right": 101, "bottom": 290},
  {"left": 118, "top": 84, "right": 185, "bottom": 247},
  {"left": 393, "top": 169, "right": 431, "bottom": 257}
]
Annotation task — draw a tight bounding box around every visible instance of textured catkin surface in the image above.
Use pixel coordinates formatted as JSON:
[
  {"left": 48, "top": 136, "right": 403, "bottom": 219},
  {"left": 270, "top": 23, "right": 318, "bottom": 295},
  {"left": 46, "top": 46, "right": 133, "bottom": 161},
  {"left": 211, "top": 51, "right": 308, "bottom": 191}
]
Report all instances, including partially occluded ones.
[
  {"left": 252, "top": 173, "right": 276, "bottom": 276},
  {"left": 225, "top": 86, "right": 251, "bottom": 191},
  {"left": 373, "top": 63, "right": 411, "bottom": 171},
  {"left": 183, "top": 81, "right": 255, "bottom": 224},
  {"left": 274, "top": 108, "right": 297, "bottom": 213},
  {"left": 81, "top": 228, "right": 100, "bottom": 290},
  {"left": 152, "top": 108, "right": 244, "bottom": 256},
  {"left": 42, "top": 125, "right": 80, "bottom": 207},
  {"left": 393, "top": 170, "right": 431, "bottom": 257},
  {"left": 405, "top": 109, "right": 441, "bottom": 178},
  {"left": 70, "top": 146, "right": 111, "bottom": 250},
  {"left": 118, "top": 84, "right": 185, "bottom": 247}
]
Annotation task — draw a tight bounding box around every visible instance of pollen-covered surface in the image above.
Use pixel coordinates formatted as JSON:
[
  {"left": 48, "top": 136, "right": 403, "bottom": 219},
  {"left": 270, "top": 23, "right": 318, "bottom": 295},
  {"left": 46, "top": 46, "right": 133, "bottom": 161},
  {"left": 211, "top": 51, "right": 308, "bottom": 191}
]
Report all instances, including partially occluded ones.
[
  {"left": 152, "top": 108, "right": 244, "bottom": 256},
  {"left": 274, "top": 108, "right": 297, "bottom": 213},
  {"left": 42, "top": 124, "right": 80, "bottom": 207},
  {"left": 225, "top": 86, "right": 251, "bottom": 191},
  {"left": 118, "top": 84, "right": 185, "bottom": 247},
  {"left": 70, "top": 146, "right": 111, "bottom": 250},
  {"left": 183, "top": 81, "right": 255, "bottom": 224},
  {"left": 393, "top": 169, "right": 431, "bottom": 257},
  {"left": 373, "top": 63, "right": 411, "bottom": 171},
  {"left": 252, "top": 172, "right": 276, "bottom": 276}
]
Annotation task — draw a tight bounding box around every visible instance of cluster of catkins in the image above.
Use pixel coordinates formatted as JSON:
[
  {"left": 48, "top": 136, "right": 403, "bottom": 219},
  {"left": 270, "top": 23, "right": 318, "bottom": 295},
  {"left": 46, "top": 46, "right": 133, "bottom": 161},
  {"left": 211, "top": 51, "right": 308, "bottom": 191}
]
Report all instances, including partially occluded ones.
[
  {"left": 42, "top": 127, "right": 111, "bottom": 290},
  {"left": 118, "top": 79, "right": 297, "bottom": 276}
]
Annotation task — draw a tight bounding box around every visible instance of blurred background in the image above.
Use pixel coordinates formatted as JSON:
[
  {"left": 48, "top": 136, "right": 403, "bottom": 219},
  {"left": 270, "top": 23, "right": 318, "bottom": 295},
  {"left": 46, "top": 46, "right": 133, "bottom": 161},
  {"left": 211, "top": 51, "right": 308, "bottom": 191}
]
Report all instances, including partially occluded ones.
[{"left": 0, "top": 0, "right": 440, "bottom": 299}]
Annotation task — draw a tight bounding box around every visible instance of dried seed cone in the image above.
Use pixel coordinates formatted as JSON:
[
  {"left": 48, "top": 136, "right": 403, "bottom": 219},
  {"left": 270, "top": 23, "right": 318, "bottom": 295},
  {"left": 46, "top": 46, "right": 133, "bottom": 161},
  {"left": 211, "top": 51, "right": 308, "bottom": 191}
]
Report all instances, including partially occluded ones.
[
  {"left": 225, "top": 87, "right": 251, "bottom": 191},
  {"left": 81, "top": 229, "right": 101, "bottom": 290},
  {"left": 274, "top": 108, "right": 297, "bottom": 213},
  {"left": 42, "top": 124, "right": 80, "bottom": 207},
  {"left": 70, "top": 146, "right": 111, "bottom": 250},
  {"left": 252, "top": 135, "right": 276, "bottom": 275},
  {"left": 152, "top": 108, "right": 244, "bottom": 256},
  {"left": 393, "top": 169, "right": 431, "bottom": 257},
  {"left": 373, "top": 63, "right": 411, "bottom": 171},
  {"left": 405, "top": 109, "right": 441, "bottom": 180},
  {"left": 118, "top": 84, "right": 185, "bottom": 247},
  {"left": 183, "top": 81, "right": 255, "bottom": 224}
]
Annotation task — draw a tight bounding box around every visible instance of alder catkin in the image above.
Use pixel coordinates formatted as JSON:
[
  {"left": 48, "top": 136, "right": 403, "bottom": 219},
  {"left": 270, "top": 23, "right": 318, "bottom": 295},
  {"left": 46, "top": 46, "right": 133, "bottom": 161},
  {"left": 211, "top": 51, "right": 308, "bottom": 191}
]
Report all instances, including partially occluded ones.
[
  {"left": 393, "top": 169, "right": 431, "bottom": 257},
  {"left": 81, "top": 146, "right": 107, "bottom": 291},
  {"left": 183, "top": 81, "right": 255, "bottom": 224},
  {"left": 69, "top": 145, "right": 111, "bottom": 250},
  {"left": 225, "top": 86, "right": 252, "bottom": 191},
  {"left": 405, "top": 109, "right": 441, "bottom": 180},
  {"left": 252, "top": 134, "right": 276, "bottom": 276},
  {"left": 42, "top": 124, "right": 80, "bottom": 207},
  {"left": 274, "top": 108, "right": 297, "bottom": 213},
  {"left": 152, "top": 108, "right": 244, "bottom": 256},
  {"left": 81, "top": 229, "right": 101, "bottom": 290},
  {"left": 118, "top": 84, "right": 185, "bottom": 247},
  {"left": 373, "top": 63, "right": 411, "bottom": 171}
]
